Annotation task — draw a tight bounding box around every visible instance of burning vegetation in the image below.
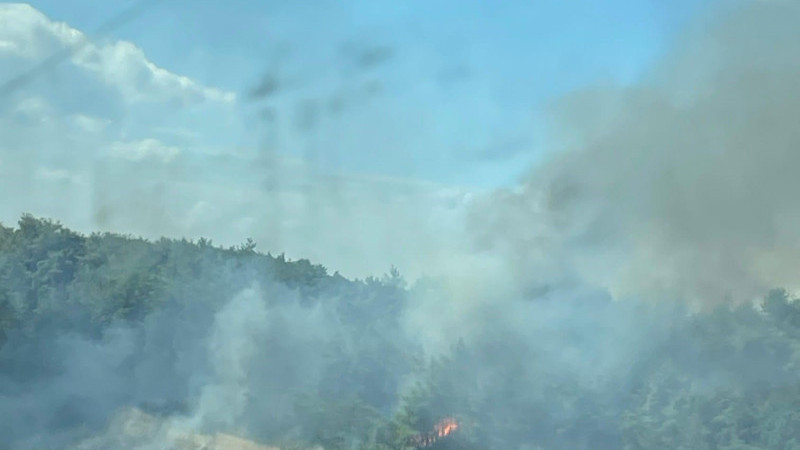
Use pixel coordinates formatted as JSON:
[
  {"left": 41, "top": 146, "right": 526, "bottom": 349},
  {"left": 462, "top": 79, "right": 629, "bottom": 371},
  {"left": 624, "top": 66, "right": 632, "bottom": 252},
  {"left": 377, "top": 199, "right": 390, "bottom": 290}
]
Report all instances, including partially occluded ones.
[{"left": 407, "top": 417, "right": 460, "bottom": 449}]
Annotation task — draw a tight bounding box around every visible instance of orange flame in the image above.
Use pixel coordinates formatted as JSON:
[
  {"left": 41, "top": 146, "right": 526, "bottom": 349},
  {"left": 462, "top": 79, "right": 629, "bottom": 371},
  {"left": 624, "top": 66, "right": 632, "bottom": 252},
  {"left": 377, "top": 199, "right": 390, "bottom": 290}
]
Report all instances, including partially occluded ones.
[
  {"left": 434, "top": 417, "right": 459, "bottom": 437},
  {"left": 409, "top": 417, "right": 460, "bottom": 448}
]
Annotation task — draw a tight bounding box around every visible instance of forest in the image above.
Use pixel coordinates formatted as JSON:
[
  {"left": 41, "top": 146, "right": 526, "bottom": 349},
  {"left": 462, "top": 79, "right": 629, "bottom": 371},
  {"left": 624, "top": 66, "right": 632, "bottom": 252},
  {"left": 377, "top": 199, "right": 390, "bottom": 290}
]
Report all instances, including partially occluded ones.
[{"left": 2, "top": 214, "right": 800, "bottom": 450}]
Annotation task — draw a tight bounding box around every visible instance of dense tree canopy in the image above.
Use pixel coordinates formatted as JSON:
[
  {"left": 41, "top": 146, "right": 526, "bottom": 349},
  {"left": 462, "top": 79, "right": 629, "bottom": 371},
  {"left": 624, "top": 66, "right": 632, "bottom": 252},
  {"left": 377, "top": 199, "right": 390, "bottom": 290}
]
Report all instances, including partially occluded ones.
[{"left": 2, "top": 215, "right": 800, "bottom": 449}]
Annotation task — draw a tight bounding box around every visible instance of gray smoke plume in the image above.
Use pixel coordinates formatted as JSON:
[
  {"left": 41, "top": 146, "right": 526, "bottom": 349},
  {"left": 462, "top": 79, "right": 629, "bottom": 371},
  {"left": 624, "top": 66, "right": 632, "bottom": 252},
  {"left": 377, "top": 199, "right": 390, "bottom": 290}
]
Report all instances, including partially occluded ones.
[
  {"left": 0, "top": 278, "right": 330, "bottom": 449},
  {"left": 468, "top": 0, "right": 800, "bottom": 306}
]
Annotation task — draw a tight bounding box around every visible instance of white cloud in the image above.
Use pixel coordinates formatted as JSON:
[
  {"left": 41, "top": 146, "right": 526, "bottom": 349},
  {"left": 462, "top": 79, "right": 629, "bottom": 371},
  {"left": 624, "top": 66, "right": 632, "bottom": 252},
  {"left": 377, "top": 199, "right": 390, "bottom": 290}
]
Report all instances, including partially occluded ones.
[
  {"left": 34, "top": 167, "right": 82, "bottom": 184},
  {"left": 13, "top": 95, "right": 53, "bottom": 122},
  {"left": 73, "top": 40, "right": 236, "bottom": 105},
  {"left": 109, "top": 138, "right": 181, "bottom": 163},
  {"left": 0, "top": 4, "right": 78, "bottom": 58},
  {"left": 70, "top": 113, "right": 110, "bottom": 133},
  {"left": 0, "top": 3, "right": 236, "bottom": 106},
  {"left": 153, "top": 126, "right": 202, "bottom": 141},
  {"left": 0, "top": 39, "right": 17, "bottom": 51}
]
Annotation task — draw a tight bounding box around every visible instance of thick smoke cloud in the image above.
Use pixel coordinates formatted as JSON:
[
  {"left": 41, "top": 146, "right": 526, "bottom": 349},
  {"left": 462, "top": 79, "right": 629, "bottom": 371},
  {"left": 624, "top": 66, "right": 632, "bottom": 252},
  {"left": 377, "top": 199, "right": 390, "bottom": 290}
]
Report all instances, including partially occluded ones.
[{"left": 468, "top": 1, "right": 800, "bottom": 305}]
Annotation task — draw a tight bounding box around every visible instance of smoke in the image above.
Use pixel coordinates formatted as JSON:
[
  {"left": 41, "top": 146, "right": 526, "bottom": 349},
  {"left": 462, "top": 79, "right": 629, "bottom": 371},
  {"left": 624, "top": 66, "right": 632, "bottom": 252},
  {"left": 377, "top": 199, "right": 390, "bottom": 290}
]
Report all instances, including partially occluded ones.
[
  {"left": 0, "top": 253, "right": 343, "bottom": 449},
  {"left": 4, "top": 1, "right": 800, "bottom": 449},
  {"left": 189, "top": 287, "right": 270, "bottom": 431},
  {"left": 391, "top": 2, "right": 800, "bottom": 446},
  {"left": 467, "top": 0, "right": 800, "bottom": 306}
]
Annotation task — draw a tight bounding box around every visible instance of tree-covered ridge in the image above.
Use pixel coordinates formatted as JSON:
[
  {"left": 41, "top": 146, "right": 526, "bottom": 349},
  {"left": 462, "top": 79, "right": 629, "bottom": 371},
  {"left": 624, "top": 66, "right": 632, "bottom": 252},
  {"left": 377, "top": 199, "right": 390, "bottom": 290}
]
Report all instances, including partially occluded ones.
[
  {"left": 3, "top": 215, "right": 800, "bottom": 449},
  {"left": 0, "top": 215, "right": 416, "bottom": 449},
  {"left": 0, "top": 214, "right": 334, "bottom": 335}
]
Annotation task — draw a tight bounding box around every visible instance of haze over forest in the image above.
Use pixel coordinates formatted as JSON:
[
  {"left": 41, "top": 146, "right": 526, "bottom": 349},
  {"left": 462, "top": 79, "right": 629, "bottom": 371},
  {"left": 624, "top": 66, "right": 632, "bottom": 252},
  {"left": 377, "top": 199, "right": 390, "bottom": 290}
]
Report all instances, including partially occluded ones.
[{"left": 3, "top": 1, "right": 800, "bottom": 449}]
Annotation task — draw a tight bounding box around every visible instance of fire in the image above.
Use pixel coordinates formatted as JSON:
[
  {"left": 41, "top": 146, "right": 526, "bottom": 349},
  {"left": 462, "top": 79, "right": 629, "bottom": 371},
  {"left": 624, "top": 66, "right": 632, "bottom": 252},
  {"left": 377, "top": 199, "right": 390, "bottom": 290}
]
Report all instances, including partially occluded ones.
[
  {"left": 434, "top": 417, "right": 459, "bottom": 437},
  {"left": 408, "top": 417, "right": 460, "bottom": 448}
]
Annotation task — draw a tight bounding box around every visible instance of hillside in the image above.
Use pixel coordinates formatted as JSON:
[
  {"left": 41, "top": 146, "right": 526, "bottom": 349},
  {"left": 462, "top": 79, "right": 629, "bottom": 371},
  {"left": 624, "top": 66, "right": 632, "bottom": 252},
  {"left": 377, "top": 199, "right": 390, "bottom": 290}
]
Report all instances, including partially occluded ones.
[{"left": 3, "top": 215, "right": 800, "bottom": 449}]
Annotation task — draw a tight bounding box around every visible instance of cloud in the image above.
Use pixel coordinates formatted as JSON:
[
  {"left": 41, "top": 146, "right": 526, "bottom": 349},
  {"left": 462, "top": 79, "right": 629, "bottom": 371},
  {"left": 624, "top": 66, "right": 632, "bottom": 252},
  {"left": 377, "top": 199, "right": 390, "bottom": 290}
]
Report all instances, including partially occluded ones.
[
  {"left": 34, "top": 167, "right": 83, "bottom": 184},
  {"left": 73, "top": 40, "right": 236, "bottom": 105},
  {"left": 71, "top": 113, "right": 110, "bottom": 133},
  {"left": 109, "top": 139, "right": 181, "bottom": 163},
  {"left": 0, "top": 3, "right": 235, "bottom": 106}
]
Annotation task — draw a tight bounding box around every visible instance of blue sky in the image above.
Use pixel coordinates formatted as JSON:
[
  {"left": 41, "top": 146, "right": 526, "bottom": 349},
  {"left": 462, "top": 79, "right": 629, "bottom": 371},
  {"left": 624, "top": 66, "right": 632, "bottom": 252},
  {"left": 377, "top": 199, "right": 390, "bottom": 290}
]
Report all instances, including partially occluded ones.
[{"left": 21, "top": 0, "right": 711, "bottom": 188}]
